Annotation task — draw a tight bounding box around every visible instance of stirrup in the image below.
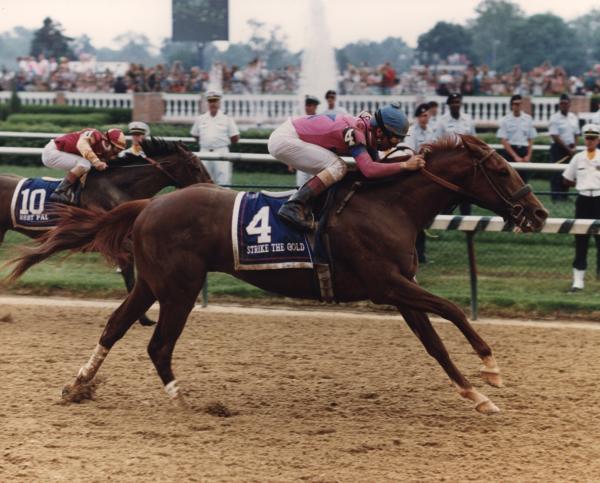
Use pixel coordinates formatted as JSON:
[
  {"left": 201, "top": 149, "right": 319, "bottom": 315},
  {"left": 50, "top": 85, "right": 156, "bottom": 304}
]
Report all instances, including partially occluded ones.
[
  {"left": 50, "top": 190, "right": 75, "bottom": 205},
  {"left": 278, "top": 203, "right": 315, "bottom": 231}
]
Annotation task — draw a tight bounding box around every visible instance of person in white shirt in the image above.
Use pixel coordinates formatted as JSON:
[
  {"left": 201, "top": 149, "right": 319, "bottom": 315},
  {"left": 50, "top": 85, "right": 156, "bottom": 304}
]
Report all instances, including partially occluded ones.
[
  {"left": 406, "top": 103, "right": 436, "bottom": 152},
  {"left": 549, "top": 93, "right": 580, "bottom": 201},
  {"left": 405, "top": 102, "right": 435, "bottom": 263},
  {"left": 190, "top": 90, "right": 240, "bottom": 186},
  {"left": 321, "top": 90, "right": 348, "bottom": 116},
  {"left": 497, "top": 94, "right": 537, "bottom": 182},
  {"left": 435, "top": 93, "right": 476, "bottom": 139},
  {"left": 436, "top": 93, "right": 475, "bottom": 215},
  {"left": 562, "top": 124, "right": 600, "bottom": 291},
  {"left": 119, "top": 121, "right": 150, "bottom": 157},
  {"left": 427, "top": 100, "right": 439, "bottom": 133}
]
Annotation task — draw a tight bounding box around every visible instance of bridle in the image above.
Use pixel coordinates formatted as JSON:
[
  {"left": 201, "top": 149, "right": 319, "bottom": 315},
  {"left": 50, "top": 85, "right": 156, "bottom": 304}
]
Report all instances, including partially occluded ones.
[
  {"left": 143, "top": 155, "right": 183, "bottom": 188},
  {"left": 420, "top": 147, "right": 532, "bottom": 224}
]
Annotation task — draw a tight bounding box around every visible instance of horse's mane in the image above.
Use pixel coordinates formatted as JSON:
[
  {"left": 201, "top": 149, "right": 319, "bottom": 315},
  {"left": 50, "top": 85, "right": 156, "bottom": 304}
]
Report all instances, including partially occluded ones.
[
  {"left": 420, "top": 134, "right": 484, "bottom": 157},
  {"left": 108, "top": 137, "right": 190, "bottom": 166}
]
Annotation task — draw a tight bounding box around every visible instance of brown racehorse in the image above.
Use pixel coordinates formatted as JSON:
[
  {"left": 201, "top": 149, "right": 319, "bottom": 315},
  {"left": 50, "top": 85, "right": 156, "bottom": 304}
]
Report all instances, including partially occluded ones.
[
  {"left": 0, "top": 138, "right": 212, "bottom": 325},
  {"left": 6, "top": 135, "right": 548, "bottom": 414}
]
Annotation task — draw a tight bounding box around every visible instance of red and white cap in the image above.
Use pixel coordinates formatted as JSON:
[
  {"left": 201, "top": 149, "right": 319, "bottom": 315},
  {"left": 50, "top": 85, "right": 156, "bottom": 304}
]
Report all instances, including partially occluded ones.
[{"left": 106, "top": 128, "right": 126, "bottom": 150}]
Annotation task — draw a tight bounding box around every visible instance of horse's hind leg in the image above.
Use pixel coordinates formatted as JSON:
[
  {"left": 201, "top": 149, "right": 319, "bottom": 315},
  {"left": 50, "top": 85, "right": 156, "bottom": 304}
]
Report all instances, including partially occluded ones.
[
  {"left": 146, "top": 270, "right": 206, "bottom": 408},
  {"left": 378, "top": 275, "right": 502, "bottom": 388},
  {"left": 62, "top": 278, "right": 156, "bottom": 401},
  {"left": 398, "top": 307, "right": 499, "bottom": 414},
  {"left": 119, "top": 261, "right": 156, "bottom": 327}
]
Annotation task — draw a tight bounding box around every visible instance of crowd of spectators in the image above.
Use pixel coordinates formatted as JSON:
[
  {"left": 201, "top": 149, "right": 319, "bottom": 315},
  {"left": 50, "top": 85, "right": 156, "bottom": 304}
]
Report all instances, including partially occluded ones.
[{"left": 3, "top": 53, "right": 600, "bottom": 98}]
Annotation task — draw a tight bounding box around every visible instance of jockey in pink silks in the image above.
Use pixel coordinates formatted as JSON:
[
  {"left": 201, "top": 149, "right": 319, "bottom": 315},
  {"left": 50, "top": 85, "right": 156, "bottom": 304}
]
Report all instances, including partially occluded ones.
[{"left": 268, "top": 103, "right": 426, "bottom": 231}]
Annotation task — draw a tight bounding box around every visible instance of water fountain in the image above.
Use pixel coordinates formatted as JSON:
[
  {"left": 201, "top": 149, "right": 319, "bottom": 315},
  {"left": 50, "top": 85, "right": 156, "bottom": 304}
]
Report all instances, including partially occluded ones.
[{"left": 297, "top": 0, "right": 337, "bottom": 114}]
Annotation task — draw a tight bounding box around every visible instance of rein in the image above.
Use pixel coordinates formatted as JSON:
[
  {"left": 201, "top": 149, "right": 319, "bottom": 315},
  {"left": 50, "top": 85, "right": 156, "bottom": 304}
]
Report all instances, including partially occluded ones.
[
  {"left": 420, "top": 147, "right": 532, "bottom": 221},
  {"left": 109, "top": 156, "right": 183, "bottom": 188}
]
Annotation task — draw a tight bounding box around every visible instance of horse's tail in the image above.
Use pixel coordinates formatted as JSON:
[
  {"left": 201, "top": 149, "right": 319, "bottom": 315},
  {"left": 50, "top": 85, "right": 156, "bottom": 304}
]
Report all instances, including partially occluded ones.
[{"left": 5, "top": 199, "right": 151, "bottom": 284}]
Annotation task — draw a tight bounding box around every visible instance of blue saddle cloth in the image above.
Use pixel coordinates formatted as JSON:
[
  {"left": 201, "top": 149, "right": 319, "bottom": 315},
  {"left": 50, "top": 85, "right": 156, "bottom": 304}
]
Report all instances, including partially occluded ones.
[
  {"left": 11, "top": 177, "right": 61, "bottom": 230},
  {"left": 232, "top": 191, "right": 315, "bottom": 270}
]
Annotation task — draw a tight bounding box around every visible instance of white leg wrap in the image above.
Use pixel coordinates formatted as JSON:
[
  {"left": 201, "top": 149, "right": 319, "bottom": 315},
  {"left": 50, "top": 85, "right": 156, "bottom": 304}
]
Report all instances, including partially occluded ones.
[
  {"left": 165, "top": 380, "right": 180, "bottom": 399},
  {"left": 481, "top": 355, "right": 500, "bottom": 374},
  {"left": 77, "top": 344, "right": 109, "bottom": 381},
  {"left": 573, "top": 269, "right": 585, "bottom": 289}
]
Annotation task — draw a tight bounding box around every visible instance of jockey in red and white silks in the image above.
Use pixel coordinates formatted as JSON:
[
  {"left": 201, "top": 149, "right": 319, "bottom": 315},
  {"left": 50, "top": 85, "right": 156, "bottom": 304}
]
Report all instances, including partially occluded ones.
[
  {"left": 268, "top": 103, "right": 426, "bottom": 230},
  {"left": 42, "top": 128, "right": 126, "bottom": 204}
]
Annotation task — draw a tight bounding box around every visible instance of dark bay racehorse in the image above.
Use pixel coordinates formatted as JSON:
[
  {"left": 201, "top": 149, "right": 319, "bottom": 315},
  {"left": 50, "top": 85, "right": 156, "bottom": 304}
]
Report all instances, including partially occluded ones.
[
  {"left": 0, "top": 138, "right": 212, "bottom": 325},
  {"left": 7, "top": 135, "right": 548, "bottom": 413}
]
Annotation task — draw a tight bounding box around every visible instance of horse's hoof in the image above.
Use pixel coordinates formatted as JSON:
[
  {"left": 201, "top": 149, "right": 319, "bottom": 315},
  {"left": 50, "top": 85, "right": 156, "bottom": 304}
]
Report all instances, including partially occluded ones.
[
  {"left": 60, "top": 379, "right": 99, "bottom": 404},
  {"left": 481, "top": 370, "right": 504, "bottom": 388},
  {"left": 170, "top": 394, "right": 190, "bottom": 410},
  {"left": 475, "top": 398, "right": 500, "bottom": 415},
  {"left": 138, "top": 316, "right": 156, "bottom": 327}
]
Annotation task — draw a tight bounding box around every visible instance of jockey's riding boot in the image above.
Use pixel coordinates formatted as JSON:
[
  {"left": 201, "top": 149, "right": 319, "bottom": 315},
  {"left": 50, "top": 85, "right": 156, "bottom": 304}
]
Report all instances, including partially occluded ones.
[
  {"left": 278, "top": 184, "right": 318, "bottom": 231},
  {"left": 49, "top": 173, "right": 79, "bottom": 205}
]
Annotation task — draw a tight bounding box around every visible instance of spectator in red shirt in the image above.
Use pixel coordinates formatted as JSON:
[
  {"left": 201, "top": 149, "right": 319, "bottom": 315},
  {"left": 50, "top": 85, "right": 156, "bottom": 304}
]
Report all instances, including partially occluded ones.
[{"left": 380, "top": 62, "right": 396, "bottom": 95}]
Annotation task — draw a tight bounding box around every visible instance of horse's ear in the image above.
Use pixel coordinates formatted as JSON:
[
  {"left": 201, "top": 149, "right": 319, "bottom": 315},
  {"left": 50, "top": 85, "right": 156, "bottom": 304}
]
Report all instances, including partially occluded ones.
[
  {"left": 460, "top": 134, "right": 478, "bottom": 151},
  {"left": 175, "top": 142, "right": 189, "bottom": 154}
]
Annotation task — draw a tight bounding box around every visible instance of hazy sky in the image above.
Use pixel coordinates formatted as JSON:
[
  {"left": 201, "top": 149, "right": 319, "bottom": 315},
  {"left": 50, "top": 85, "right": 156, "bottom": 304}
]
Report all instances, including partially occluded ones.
[{"left": 0, "top": 0, "right": 598, "bottom": 51}]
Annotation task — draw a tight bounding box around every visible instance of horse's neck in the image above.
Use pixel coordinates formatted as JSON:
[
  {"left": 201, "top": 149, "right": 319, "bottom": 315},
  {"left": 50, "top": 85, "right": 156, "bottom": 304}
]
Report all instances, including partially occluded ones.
[
  {"left": 353, "top": 168, "right": 461, "bottom": 231},
  {"left": 85, "top": 166, "right": 170, "bottom": 206}
]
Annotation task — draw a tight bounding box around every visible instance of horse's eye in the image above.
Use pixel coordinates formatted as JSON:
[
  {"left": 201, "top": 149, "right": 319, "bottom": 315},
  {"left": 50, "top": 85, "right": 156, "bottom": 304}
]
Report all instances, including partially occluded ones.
[{"left": 498, "top": 168, "right": 511, "bottom": 177}]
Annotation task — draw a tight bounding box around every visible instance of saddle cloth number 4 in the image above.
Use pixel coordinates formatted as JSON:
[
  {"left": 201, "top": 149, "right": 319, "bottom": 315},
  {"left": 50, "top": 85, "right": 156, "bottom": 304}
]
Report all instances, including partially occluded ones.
[{"left": 246, "top": 206, "right": 272, "bottom": 243}]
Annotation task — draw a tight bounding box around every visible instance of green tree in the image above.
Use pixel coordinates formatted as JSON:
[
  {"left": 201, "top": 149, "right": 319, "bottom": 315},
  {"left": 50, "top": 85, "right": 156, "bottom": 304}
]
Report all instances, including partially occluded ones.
[
  {"left": 467, "top": 0, "right": 525, "bottom": 70},
  {"left": 506, "top": 14, "right": 585, "bottom": 74},
  {"left": 335, "top": 37, "right": 414, "bottom": 71},
  {"left": 71, "top": 34, "right": 97, "bottom": 57},
  {"left": 246, "top": 19, "right": 295, "bottom": 68},
  {"left": 30, "top": 17, "right": 74, "bottom": 59},
  {"left": 417, "top": 22, "right": 474, "bottom": 63},
  {"left": 100, "top": 33, "right": 157, "bottom": 64},
  {"left": 160, "top": 40, "right": 201, "bottom": 69},
  {"left": 0, "top": 27, "right": 34, "bottom": 69},
  {"left": 570, "top": 9, "right": 600, "bottom": 66}
]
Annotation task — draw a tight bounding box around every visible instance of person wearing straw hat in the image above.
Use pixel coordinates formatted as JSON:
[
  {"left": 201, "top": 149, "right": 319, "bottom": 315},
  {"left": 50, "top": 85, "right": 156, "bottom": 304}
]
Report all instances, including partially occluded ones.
[
  {"left": 190, "top": 90, "right": 240, "bottom": 186},
  {"left": 563, "top": 123, "right": 600, "bottom": 291}
]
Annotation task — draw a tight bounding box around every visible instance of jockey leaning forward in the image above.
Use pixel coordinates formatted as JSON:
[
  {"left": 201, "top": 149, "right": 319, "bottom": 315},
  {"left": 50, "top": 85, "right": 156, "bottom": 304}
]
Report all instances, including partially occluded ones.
[
  {"left": 268, "top": 103, "right": 426, "bottom": 231},
  {"left": 42, "top": 127, "right": 126, "bottom": 204}
]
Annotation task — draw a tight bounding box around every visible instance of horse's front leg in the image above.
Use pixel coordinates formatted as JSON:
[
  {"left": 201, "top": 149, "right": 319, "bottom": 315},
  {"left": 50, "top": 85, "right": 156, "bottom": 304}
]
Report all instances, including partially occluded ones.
[
  {"left": 372, "top": 273, "right": 503, "bottom": 388},
  {"left": 119, "top": 261, "right": 155, "bottom": 326},
  {"left": 398, "top": 307, "right": 499, "bottom": 414}
]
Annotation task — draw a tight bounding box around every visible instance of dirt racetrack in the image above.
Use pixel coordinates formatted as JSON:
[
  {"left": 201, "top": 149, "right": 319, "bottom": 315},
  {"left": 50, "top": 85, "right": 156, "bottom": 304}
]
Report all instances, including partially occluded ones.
[{"left": 2, "top": 298, "right": 600, "bottom": 482}]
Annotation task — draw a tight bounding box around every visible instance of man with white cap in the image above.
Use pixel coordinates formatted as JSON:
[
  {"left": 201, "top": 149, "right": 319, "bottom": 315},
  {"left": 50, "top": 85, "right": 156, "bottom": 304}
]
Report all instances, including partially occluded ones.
[
  {"left": 562, "top": 123, "right": 600, "bottom": 291},
  {"left": 120, "top": 121, "right": 150, "bottom": 157},
  {"left": 190, "top": 90, "right": 240, "bottom": 186}
]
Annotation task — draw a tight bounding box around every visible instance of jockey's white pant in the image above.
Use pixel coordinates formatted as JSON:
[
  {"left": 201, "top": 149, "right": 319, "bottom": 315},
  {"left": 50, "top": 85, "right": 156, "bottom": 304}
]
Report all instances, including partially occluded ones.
[
  {"left": 200, "top": 146, "right": 232, "bottom": 186},
  {"left": 268, "top": 119, "right": 347, "bottom": 186},
  {"left": 296, "top": 169, "right": 312, "bottom": 187},
  {"left": 41, "top": 140, "right": 92, "bottom": 172}
]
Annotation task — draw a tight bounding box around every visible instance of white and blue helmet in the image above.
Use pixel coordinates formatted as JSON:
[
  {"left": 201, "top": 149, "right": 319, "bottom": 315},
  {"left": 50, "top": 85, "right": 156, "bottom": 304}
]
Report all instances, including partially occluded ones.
[{"left": 372, "top": 103, "right": 409, "bottom": 139}]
